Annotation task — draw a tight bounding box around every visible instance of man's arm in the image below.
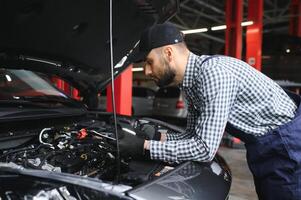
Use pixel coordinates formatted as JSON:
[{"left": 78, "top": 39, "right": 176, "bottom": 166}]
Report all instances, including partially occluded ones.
[
  {"left": 163, "top": 103, "right": 198, "bottom": 141},
  {"left": 147, "top": 66, "right": 238, "bottom": 163},
  {"left": 144, "top": 104, "right": 196, "bottom": 148}
]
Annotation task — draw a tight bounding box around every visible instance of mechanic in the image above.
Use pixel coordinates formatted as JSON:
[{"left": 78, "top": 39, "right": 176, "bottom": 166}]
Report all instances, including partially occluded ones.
[{"left": 118, "top": 22, "right": 301, "bottom": 200}]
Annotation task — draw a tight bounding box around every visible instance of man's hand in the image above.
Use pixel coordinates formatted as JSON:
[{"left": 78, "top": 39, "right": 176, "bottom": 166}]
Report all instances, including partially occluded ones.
[
  {"left": 116, "top": 128, "right": 145, "bottom": 159},
  {"left": 111, "top": 123, "right": 167, "bottom": 159},
  {"left": 137, "top": 123, "right": 167, "bottom": 151},
  {"left": 136, "top": 124, "right": 161, "bottom": 141}
]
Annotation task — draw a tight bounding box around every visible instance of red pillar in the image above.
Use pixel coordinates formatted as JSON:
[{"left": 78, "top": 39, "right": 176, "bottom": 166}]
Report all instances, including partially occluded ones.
[
  {"left": 51, "top": 77, "right": 80, "bottom": 99},
  {"left": 63, "top": 82, "right": 71, "bottom": 95},
  {"left": 246, "top": 0, "right": 263, "bottom": 71},
  {"left": 52, "top": 77, "right": 63, "bottom": 89},
  {"left": 72, "top": 88, "right": 80, "bottom": 100},
  {"left": 289, "top": 0, "right": 301, "bottom": 36},
  {"left": 106, "top": 65, "right": 133, "bottom": 116},
  {"left": 225, "top": 0, "right": 243, "bottom": 59}
]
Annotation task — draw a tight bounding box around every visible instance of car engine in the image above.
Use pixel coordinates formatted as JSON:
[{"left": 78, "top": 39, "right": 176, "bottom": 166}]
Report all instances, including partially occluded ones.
[
  {"left": 0, "top": 116, "right": 174, "bottom": 188},
  {"left": 2, "top": 121, "right": 116, "bottom": 177}
]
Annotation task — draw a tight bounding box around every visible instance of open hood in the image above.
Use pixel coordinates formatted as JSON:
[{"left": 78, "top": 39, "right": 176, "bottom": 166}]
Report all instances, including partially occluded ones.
[{"left": 0, "top": 0, "right": 178, "bottom": 94}]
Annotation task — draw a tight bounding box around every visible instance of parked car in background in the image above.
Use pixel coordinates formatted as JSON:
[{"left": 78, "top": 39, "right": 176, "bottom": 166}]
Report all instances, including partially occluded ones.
[
  {"left": 132, "top": 86, "right": 155, "bottom": 116},
  {"left": 152, "top": 86, "right": 188, "bottom": 120},
  {"left": 99, "top": 86, "right": 156, "bottom": 116}
]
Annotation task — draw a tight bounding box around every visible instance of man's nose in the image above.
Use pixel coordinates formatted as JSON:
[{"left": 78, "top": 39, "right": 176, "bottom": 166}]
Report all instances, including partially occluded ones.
[{"left": 144, "top": 65, "right": 152, "bottom": 76}]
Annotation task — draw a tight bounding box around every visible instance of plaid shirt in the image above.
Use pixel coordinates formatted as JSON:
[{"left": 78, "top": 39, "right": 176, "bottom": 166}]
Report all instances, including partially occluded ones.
[{"left": 150, "top": 53, "right": 297, "bottom": 163}]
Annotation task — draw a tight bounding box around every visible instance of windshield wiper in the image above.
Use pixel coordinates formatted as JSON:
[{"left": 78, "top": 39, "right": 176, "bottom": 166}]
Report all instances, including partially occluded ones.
[
  {"left": 20, "top": 95, "right": 84, "bottom": 108},
  {"left": 0, "top": 96, "right": 83, "bottom": 108},
  {"left": 0, "top": 99, "right": 54, "bottom": 108}
]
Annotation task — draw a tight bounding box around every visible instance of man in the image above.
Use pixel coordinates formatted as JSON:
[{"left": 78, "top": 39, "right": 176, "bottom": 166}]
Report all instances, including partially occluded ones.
[{"left": 118, "top": 22, "right": 301, "bottom": 200}]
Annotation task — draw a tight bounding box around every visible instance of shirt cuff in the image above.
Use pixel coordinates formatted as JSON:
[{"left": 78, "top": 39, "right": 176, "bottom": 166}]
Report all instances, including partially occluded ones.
[{"left": 150, "top": 140, "right": 178, "bottom": 162}]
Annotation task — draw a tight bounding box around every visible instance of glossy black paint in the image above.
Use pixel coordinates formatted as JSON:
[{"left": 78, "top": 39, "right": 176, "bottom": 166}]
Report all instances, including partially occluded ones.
[
  {"left": 128, "top": 160, "right": 231, "bottom": 200},
  {"left": 0, "top": 157, "right": 231, "bottom": 200},
  {"left": 0, "top": 0, "right": 178, "bottom": 93}
]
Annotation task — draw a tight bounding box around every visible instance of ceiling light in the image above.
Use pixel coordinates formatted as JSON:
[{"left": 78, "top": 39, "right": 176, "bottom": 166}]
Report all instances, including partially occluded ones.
[
  {"left": 181, "top": 28, "right": 208, "bottom": 34},
  {"left": 241, "top": 21, "right": 254, "bottom": 26},
  {"left": 210, "top": 21, "right": 254, "bottom": 31},
  {"left": 211, "top": 25, "right": 227, "bottom": 31},
  {"left": 5, "top": 74, "right": 12, "bottom": 82},
  {"left": 178, "top": 21, "right": 254, "bottom": 35},
  {"left": 132, "top": 67, "right": 144, "bottom": 72},
  {"left": 286, "top": 49, "right": 290, "bottom": 53}
]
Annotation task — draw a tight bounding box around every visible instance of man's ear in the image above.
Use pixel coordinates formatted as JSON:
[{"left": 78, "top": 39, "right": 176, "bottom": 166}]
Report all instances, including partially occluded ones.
[{"left": 163, "top": 46, "right": 173, "bottom": 62}]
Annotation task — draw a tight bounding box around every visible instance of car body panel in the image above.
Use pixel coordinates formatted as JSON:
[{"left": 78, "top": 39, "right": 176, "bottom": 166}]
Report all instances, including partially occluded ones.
[
  {"left": 128, "top": 161, "right": 231, "bottom": 200},
  {"left": 0, "top": 0, "right": 178, "bottom": 93}
]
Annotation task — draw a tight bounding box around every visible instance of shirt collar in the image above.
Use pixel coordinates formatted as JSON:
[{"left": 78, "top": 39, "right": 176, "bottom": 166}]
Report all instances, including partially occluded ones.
[{"left": 181, "top": 52, "right": 197, "bottom": 88}]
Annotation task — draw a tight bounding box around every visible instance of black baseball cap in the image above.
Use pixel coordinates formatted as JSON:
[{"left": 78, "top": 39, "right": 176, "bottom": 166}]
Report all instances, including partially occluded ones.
[{"left": 132, "top": 22, "right": 184, "bottom": 63}]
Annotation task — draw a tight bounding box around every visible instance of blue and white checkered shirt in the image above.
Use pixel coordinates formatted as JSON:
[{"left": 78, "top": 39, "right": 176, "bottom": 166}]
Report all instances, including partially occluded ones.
[{"left": 150, "top": 53, "right": 297, "bottom": 163}]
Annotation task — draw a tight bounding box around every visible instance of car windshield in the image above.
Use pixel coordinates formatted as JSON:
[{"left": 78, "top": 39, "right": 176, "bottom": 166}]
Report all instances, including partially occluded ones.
[{"left": 0, "top": 68, "right": 67, "bottom": 100}]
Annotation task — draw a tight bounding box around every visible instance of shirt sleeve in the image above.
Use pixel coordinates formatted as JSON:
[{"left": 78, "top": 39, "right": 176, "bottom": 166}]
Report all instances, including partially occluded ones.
[
  {"left": 150, "top": 65, "right": 238, "bottom": 163},
  {"left": 165, "top": 102, "right": 198, "bottom": 141}
]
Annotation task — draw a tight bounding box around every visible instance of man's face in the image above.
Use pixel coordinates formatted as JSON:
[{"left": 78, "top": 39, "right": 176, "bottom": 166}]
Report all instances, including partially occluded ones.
[{"left": 144, "top": 49, "right": 176, "bottom": 87}]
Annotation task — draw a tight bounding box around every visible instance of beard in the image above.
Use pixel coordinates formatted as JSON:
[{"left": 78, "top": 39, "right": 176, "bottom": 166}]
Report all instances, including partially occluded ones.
[{"left": 156, "top": 59, "right": 176, "bottom": 88}]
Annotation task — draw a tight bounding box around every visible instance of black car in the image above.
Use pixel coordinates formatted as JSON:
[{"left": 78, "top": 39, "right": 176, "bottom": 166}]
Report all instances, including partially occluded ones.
[{"left": 0, "top": 1, "right": 231, "bottom": 199}]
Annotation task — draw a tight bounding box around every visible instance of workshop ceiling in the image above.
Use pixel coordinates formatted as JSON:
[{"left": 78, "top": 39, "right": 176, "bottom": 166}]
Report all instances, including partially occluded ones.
[
  {"left": 134, "top": 0, "right": 301, "bottom": 83},
  {"left": 170, "top": 0, "right": 293, "bottom": 54}
]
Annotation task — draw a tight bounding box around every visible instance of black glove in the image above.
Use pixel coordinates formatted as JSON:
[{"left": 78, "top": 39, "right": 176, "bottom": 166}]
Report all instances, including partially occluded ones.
[
  {"left": 115, "top": 128, "right": 145, "bottom": 159},
  {"left": 136, "top": 124, "right": 161, "bottom": 141}
]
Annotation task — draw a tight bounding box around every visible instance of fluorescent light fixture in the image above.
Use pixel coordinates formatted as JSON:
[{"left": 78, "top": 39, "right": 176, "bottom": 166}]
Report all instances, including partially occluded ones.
[
  {"left": 132, "top": 67, "right": 144, "bottom": 72},
  {"left": 181, "top": 28, "right": 208, "bottom": 34},
  {"left": 241, "top": 21, "right": 254, "bottom": 26},
  {"left": 211, "top": 25, "right": 227, "bottom": 31},
  {"left": 210, "top": 21, "right": 254, "bottom": 31},
  {"left": 5, "top": 74, "right": 12, "bottom": 82}
]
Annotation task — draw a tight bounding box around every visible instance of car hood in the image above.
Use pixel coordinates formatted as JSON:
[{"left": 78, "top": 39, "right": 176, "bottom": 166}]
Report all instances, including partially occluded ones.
[{"left": 0, "top": 0, "right": 178, "bottom": 93}]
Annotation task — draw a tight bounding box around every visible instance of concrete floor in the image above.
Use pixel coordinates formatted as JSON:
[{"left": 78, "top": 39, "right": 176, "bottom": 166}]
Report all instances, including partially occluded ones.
[{"left": 218, "top": 146, "right": 257, "bottom": 200}]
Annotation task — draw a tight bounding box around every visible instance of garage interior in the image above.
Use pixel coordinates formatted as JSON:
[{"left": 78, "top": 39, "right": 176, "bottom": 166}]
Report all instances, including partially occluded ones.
[{"left": 49, "top": 1, "right": 301, "bottom": 199}]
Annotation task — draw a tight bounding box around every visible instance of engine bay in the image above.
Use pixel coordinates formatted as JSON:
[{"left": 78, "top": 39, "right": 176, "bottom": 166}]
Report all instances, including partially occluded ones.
[
  {"left": 0, "top": 115, "right": 177, "bottom": 189},
  {"left": 0, "top": 115, "right": 232, "bottom": 200}
]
